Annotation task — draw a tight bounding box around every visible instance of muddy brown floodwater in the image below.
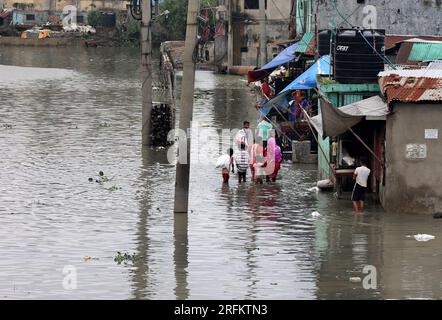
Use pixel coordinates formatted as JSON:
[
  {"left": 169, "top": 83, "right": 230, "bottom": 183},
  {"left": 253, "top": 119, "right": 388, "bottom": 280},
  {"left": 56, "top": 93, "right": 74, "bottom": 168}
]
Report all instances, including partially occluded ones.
[{"left": 0, "top": 47, "right": 441, "bottom": 299}]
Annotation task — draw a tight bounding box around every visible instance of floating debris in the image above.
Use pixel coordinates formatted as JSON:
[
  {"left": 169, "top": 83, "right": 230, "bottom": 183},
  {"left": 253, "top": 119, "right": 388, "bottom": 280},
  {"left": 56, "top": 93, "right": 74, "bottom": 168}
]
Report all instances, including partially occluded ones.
[
  {"left": 349, "top": 277, "right": 361, "bottom": 283},
  {"left": 106, "top": 185, "right": 122, "bottom": 192},
  {"left": 98, "top": 122, "right": 111, "bottom": 128},
  {"left": 114, "top": 252, "right": 139, "bottom": 265},
  {"left": 311, "top": 211, "right": 321, "bottom": 218},
  {"left": 413, "top": 234, "right": 435, "bottom": 242}
]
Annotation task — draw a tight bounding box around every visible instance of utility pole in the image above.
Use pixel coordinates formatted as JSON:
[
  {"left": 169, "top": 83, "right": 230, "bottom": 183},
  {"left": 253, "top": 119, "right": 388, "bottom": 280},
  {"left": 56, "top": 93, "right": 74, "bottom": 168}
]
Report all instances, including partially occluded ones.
[
  {"left": 141, "top": 0, "right": 153, "bottom": 146},
  {"left": 227, "top": 0, "right": 233, "bottom": 72},
  {"left": 259, "top": 0, "right": 267, "bottom": 67},
  {"left": 174, "top": 0, "right": 200, "bottom": 214}
]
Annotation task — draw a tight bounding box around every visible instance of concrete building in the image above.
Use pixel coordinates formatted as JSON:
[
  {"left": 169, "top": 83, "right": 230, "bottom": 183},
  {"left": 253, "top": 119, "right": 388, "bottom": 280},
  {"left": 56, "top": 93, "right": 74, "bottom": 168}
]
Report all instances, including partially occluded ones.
[
  {"left": 298, "top": 0, "right": 442, "bottom": 36},
  {"left": 0, "top": 0, "right": 128, "bottom": 25},
  {"left": 215, "top": 0, "right": 294, "bottom": 71},
  {"left": 379, "top": 68, "right": 442, "bottom": 214}
]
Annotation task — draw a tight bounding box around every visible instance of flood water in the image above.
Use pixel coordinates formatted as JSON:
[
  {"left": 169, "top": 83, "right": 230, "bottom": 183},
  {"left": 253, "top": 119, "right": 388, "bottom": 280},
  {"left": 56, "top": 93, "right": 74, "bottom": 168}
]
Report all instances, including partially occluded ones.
[{"left": 1, "top": 47, "right": 441, "bottom": 300}]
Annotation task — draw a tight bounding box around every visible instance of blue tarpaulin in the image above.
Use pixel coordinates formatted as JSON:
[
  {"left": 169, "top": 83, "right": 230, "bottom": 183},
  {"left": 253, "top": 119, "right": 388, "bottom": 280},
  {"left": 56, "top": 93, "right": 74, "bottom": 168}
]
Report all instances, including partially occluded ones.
[
  {"left": 248, "top": 42, "right": 300, "bottom": 83},
  {"left": 279, "top": 55, "right": 331, "bottom": 94},
  {"left": 258, "top": 95, "right": 291, "bottom": 118},
  {"left": 258, "top": 55, "right": 331, "bottom": 117}
]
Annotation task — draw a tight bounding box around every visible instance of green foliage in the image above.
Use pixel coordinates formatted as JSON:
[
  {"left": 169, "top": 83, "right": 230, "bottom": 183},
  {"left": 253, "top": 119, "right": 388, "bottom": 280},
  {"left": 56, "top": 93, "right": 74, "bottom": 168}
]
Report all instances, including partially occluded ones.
[
  {"left": 114, "top": 252, "right": 139, "bottom": 265},
  {"left": 87, "top": 10, "right": 102, "bottom": 28},
  {"left": 159, "top": 0, "right": 188, "bottom": 40},
  {"left": 318, "top": 77, "right": 337, "bottom": 85},
  {"left": 114, "top": 15, "right": 140, "bottom": 47},
  {"left": 158, "top": 0, "right": 217, "bottom": 41},
  {"left": 126, "top": 16, "right": 141, "bottom": 40}
]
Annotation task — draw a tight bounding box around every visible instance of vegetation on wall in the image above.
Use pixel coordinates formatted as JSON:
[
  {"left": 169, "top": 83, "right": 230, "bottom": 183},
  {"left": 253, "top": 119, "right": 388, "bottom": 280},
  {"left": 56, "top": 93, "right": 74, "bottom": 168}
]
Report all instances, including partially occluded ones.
[
  {"left": 87, "top": 10, "right": 102, "bottom": 28},
  {"left": 157, "top": 0, "right": 217, "bottom": 41}
]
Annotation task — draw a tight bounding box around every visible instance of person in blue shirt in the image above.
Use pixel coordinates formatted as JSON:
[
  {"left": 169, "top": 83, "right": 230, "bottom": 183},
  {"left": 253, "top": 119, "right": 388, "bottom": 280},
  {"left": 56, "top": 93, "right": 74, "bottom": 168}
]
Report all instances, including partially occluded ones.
[
  {"left": 287, "top": 91, "right": 297, "bottom": 122},
  {"left": 299, "top": 91, "right": 311, "bottom": 120}
]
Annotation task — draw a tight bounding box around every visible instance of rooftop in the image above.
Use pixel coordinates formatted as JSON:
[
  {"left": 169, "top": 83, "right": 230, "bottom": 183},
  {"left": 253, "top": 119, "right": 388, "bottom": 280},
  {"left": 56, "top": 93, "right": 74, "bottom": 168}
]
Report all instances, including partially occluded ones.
[{"left": 379, "top": 68, "right": 442, "bottom": 103}]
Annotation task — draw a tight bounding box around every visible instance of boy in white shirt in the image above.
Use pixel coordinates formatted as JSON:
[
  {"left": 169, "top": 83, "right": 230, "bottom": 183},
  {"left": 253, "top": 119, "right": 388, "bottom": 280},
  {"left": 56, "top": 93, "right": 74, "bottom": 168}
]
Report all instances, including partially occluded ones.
[{"left": 352, "top": 157, "right": 371, "bottom": 213}]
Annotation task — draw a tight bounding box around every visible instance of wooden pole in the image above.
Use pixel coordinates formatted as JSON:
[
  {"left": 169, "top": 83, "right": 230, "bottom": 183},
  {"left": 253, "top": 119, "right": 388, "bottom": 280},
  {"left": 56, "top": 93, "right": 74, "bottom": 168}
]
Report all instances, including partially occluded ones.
[
  {"left": 301, "top": 108, "right": 336, "bottom": 178},
  {"left": 348, "top": 127, "right": 384, "bottom": 168},
  {"left": 174, "top": 0, "right": 200, "bottom": 214},
  {"left": 259, "top": 0, "right": 267, "bottom": 67},
  {"left": 141, "top": 0, "right": 153, "bottom": 146}
]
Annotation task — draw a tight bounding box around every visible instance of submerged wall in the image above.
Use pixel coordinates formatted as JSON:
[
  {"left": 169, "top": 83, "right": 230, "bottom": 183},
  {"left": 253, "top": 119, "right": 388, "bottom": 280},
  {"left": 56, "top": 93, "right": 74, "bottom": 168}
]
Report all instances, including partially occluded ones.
[{"left": 383, "top": 103, "right": 442, "bottom": 214}]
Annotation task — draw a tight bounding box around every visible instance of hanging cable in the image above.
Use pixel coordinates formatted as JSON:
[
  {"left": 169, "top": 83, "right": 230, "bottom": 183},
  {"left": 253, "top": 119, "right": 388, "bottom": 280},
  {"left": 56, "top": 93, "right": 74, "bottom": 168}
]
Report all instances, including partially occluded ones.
[
  {"left": 357, "top": 29, "right": 397, "bottom": 70},
  {"left": 332, "top": 0, "right": 354, "bottom": 27}
]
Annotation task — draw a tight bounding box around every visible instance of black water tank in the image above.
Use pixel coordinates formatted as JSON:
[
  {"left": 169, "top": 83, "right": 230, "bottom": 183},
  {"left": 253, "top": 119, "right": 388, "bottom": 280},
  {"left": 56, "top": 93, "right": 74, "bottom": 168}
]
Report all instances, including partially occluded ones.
[
  {"left": 101, "top": 11, "right": 116, "bottom": 27},
  {"left": 318, "top": 30, "right": 332, "bottom": 57},
  {"left": 334, "top": 28, "right": 385, "bottom": 84}
]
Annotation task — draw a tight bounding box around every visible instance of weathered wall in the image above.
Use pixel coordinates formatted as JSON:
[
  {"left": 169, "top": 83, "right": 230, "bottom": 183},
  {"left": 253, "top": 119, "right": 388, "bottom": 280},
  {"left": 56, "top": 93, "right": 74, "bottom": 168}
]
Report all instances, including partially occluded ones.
[
  {"left": 313, "top": 0, "right": 442, "bottom": 36},
  {"left": 235, "top": 0, "right": 292, "bottom": 20},
  {"left": 235, "top": 22, "right": 290, "bottom": 66},
  {"left": 217, "top": 0, "right": 292, "bottom": 67},
  {"left": 383, "top": 103, "right": 442, "bottom": 214},
  {"left": 1, "top": 0, "right": 127, "bottom": 12}
]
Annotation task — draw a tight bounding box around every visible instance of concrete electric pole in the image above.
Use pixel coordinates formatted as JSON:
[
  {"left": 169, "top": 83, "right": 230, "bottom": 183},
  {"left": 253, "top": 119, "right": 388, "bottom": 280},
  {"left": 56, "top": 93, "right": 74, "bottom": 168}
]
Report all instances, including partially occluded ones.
[
  {"left": 259, "top": 0, "right": 267, "bottom": 67},
  {"left": 174, "top": 0, "right": 200, "bottom": 213},
  {"left": 141, "top": 0, "right": 153, "bottom": 146}
]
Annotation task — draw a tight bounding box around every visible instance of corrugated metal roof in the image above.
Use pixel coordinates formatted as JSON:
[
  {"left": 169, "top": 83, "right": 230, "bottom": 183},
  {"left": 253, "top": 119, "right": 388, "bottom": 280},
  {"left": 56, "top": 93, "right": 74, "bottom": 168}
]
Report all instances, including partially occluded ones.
[
  {"left": 385, "top": 35, "right": 442, "bottom": 51},
  {"left": 395, "top": 42, "right": 414, "bottom": 65},
  {"left": 403, "top": 38, "right": 442, "bottom": 44},
  {"left": 295, "top": 32, "right": 315, "bottom": 54},
  {"left": 379, "top": 69, "right": 442, "bottom": 103},
  {"left": 408, "top": 42, "right": 442, "bottom": 62},
  {"left": 428, "top": 61, "right": 442, "bottom": 69}
]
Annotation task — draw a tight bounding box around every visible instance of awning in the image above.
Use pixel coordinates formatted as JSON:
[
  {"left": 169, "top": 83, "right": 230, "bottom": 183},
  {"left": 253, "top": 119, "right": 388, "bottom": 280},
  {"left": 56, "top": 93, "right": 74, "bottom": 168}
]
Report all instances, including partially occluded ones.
[
  {"left": 247, "top": 42, "right": 299, "bottom": 83},
  {"left": 279, "top": 55, "right": 331, "bottom": 94},
  {"left": 263, "top": 55, "right": 331, "bottom": 108},
  {"left": 311, "top": 95, "right": 388, "bottom": 137},
  {"left": 258, "top": 95, "right": 290, "bottom": 117}
]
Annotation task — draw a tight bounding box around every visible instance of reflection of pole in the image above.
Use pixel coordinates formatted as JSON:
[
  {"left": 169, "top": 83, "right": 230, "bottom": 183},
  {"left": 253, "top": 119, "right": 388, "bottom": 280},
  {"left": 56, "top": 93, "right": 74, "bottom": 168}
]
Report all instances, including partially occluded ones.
[
  {"left": 227, "top": 0, "right": 233, "bottom": 72},
  {"left": 259, "top": 0, "right": 267, "bottom": 67},
  {"left": 174, "top": 213, "right": 189, "bottom": 299},
  {"left": 174, "top": 0, "right": 200, "bottom": 213},
  {"left": 141, "top": 0, "right": 153, "bottom": 146}
]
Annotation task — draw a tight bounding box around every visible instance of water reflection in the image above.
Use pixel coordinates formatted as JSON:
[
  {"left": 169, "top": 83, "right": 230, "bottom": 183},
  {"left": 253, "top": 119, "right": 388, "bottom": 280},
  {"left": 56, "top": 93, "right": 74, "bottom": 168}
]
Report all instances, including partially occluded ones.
[
  {"left": 174, "top": 213, "right": 189, "bottom": 300},
  {"left": 1, "top": 47, "right": 442, "bottom": 300}
]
